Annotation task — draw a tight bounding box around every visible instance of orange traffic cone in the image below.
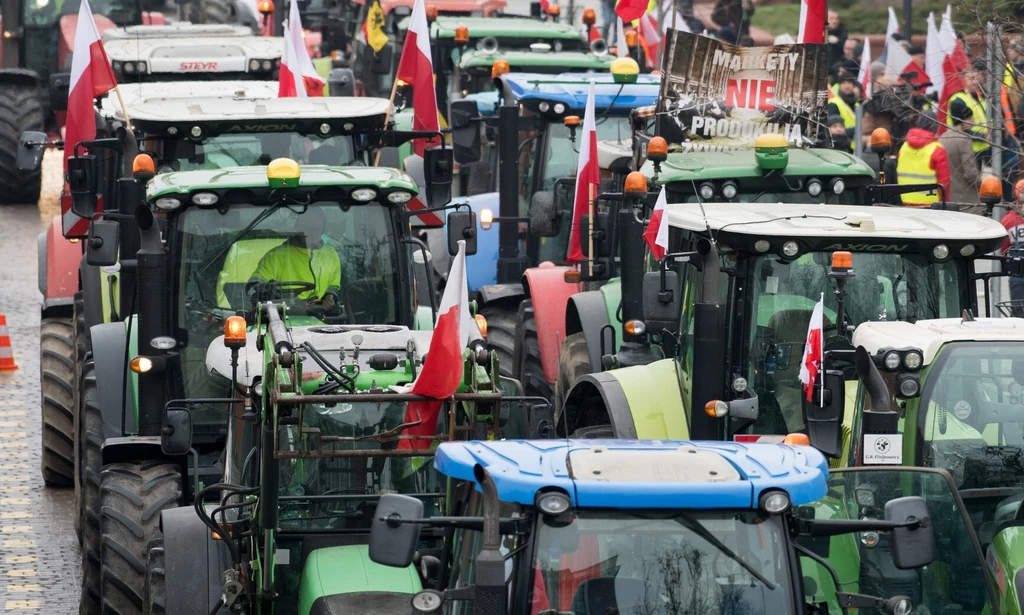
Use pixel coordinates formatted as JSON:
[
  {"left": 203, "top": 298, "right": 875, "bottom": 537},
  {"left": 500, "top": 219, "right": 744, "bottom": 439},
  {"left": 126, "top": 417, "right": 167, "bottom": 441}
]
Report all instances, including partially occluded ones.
[{"left": 0, "top": 315, "right": 17, "bottom": 372}]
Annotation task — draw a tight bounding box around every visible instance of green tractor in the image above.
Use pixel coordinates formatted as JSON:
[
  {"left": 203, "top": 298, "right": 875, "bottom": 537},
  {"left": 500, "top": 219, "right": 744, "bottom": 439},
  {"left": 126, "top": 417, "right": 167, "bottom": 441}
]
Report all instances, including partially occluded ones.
[
  {"left": 68, "top": 133, "right": 462, "bottom": 612},
  {"left": 361, "top": 438, "right": 998, "bottom": 615}
]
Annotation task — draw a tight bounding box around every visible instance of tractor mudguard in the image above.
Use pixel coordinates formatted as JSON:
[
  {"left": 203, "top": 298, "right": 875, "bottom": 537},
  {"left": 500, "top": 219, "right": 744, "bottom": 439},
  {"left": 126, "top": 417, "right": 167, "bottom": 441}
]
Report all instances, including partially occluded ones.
[
  {"left": 300, "top": 545, "right": 423, "bottom": 615},
  {"left": 100, "top": 436, "right": 164, "bottom": 466},
  {"left": 522, "top": 263, "right": 578, "bottom": 383},
  {"left": 560, "top": 372, "right": 635, "bottom": 438},
  {"left": 565, "top": 290, "right": 611, "bottom": 374},
  {"left": 0, "top": 68, "right": 40, "bottom": 89},
  {"left": 987, "top": 523, "right": 1024, "bottom": 614},
  {"left": 161, "top": 505, "right": 230, "bottom": 615},
  {"left": 79, "top": 260, "right": 103, "bottom": 330},
  {"left": 89, "top": 321, "right": 134, "bottom": 440},
  {"left": 477, "top": 282, "right": 524, "bottom": 307},
  {"left": 38, "top": 216, "right": 80, "bottom": 315}
]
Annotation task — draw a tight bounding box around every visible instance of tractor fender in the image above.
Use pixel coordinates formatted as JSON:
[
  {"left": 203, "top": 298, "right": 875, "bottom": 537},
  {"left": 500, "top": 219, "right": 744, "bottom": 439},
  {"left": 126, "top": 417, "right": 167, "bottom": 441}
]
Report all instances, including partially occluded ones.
[
  {"left": 38, "top": 216, "right": 80, "bottom": 316},
  {"left": 0, "top": 68, "right": 39, "bottom": 89},
  {"left": 522, "top": 263, "right": 578, "bottom": 383},
  {"left": 564, "top": 290, "right": 611, "bottom": 375},
  {"left": 477, "top": 283, "right": 524, "bottom": 308},
  {"left": 161, "top": 505, "right": 231, "bottom": 614},
  {"left": 457, "top": 192, "right": 500, "bottom": 292},
  {"left": 560, "top": 371, "right": 636, "bottom": 438},
  {"left": 89, "top": 321, "right": 135, "bottom": 440},
  {"left": 79, "top": 260, "right": 103, "bottom": 330}
]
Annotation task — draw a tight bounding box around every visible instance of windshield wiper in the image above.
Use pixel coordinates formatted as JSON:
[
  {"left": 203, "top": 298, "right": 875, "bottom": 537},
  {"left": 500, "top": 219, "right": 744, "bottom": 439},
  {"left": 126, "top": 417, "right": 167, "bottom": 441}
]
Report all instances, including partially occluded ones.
[
  {"left": 675, "top": 512, "right": 776, "bottom": 590},
  {"left": 197, "top": 197, "right": 300, "bottom": 277}
]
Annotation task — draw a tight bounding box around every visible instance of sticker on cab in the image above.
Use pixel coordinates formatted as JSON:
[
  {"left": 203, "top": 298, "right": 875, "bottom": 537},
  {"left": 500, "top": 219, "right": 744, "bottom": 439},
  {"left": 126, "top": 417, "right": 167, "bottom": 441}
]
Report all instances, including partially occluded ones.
[
  {"left": 862, "top": 434, "right": 902, "bottom": 465},
  {"left": 954, "top": 400, "right": 972, "bottom": 420}
]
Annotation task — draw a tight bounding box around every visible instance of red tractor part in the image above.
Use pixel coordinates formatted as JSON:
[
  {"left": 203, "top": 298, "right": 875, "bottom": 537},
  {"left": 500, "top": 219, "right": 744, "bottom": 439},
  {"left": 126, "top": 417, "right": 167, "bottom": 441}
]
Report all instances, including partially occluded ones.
[
  {"left": 522, "top": 262, "right": 580, "bottom": 384},
  {"left": 42, "top": 215, "right": 83, "bottom": 308}
]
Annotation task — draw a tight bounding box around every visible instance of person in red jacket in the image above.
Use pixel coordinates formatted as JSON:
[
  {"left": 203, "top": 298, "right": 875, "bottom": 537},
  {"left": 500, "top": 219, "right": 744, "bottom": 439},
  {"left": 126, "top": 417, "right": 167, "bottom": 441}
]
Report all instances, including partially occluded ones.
[
  {"left": 897, "top": 112, "right": 951, "bottom": 206},
  {"left": 1001, "top": 180, "right": 1024, "bottom": 314}
]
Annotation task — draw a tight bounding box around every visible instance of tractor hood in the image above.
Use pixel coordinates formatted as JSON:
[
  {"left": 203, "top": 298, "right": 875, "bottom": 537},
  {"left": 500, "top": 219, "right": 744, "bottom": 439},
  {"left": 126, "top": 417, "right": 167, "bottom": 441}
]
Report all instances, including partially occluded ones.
[{"left": 206, "top": 324, "right": 434, "bottom": 386}]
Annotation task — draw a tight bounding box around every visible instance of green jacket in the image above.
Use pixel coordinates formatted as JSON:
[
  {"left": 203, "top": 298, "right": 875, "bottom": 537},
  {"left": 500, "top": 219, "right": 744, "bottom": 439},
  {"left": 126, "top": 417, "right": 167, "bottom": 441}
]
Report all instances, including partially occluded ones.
[{"left": 249, "top": 242, "right": 342, "bottom": 301}]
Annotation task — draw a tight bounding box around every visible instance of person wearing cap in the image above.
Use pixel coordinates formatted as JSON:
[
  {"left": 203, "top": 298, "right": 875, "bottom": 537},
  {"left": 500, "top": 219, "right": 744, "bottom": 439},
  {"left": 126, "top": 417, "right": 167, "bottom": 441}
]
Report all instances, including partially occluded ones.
[
  {"left": 896, "top": 112, "right": 951, "bottom": 207},
  {"left": 946, "top": 61, "right": 991, "bottom": 159},
  {"left": 1001, "top": 180, "right": 1024, "bottom": 312},
  {"left": 939, "top": 100, "right": 982, "bottom": 210},
  {"left": 827, "top": 115, "right": 851, "bottom": 151},
  {"left": 827, "top": 68, "right": 859, "bottom": 140}
]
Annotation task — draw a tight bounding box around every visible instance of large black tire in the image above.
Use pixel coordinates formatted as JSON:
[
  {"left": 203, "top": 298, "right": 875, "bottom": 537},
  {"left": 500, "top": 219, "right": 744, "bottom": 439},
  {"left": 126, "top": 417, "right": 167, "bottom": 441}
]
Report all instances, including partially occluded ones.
[
  {"left": 0, "top": 84, "right": 42, "bottom": 204},
  {"left": 73, "top": 291, "right": 89, "bottom": 543},
  {"left": 512, "top": 300, "right": 554, "bottom": 402},
  {"left": 553, "top": 332, "right": 592, "bottom": 421},
  {"left": 99, "top": 462, "right": 182, "bottom": 614},
  {"left": 143, "top": 532, "right": 165, "bottom": 615},
  {"left": 40, "top": 317, "right": 75, "bottom": 486},
  {"left": 80, "top": 361, "right": 104, "bottom": 615},
  {"left": 479, "top": 304, "right": 517, "bottom": 379}
]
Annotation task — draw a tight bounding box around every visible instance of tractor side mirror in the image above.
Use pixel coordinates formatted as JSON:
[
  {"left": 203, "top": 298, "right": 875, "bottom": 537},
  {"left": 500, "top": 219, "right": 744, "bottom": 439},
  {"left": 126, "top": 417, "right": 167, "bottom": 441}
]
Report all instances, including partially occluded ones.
[
  {"left": 885, "top": 496, "right": 934, "bottom": 569},
  {"left": 528, "top": 190, "right": 559, "bottom": 237},
  {"left": 422, "top": 145, "right": 453, "bottom": 208},
  {"left": 372, "top": 44, "right": 394, "bottom": 75},
  {"left": 161, "top": 408, "right": 193, "bottom": 456},
  {"left": 579, "top": 212, "right": 611, "bottom": 258},
  {"left": 17, "top": 131, "right": 48, "bottom": 172},
  {"left": 642, "top": 270, "right": 680, "bottom": 336},
  {"left": 450, "top": 99, "right": 481, "bottom": 164},
  {"left": 327, "top": 67, "right": 356, "bottom": 97},
  {"left": 85, "top": 220, "right": 120, "bottom": 267},
  {"left": 67, "top": 154, "right": 100, "bottom": 220},
  {"left": 368, "top": 493, "right": 424, "bottom": 568},
  {"left": 803, "top": 369, "right": 845, "bottom": 458},
  {"left": 447, "top": 210, "right": 477, "bottom": 256},
  {"left": 49, "top": 73, "right": 71, "bottom": 112}
]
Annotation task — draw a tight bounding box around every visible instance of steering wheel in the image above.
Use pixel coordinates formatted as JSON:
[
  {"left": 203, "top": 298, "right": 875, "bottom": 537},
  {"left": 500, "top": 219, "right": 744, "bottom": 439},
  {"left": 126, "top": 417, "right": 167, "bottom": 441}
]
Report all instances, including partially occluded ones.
[{"left": 250, "top": 280, "right": 317, "bottom": 303}]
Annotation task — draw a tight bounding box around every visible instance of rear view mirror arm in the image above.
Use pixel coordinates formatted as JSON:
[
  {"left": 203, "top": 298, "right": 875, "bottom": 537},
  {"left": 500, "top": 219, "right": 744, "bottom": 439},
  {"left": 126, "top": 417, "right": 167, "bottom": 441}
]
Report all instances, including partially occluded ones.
[
  {"left": 402, "top": 237, "right": 438, "bottom": 322},
  {"left": 794, "top": 516, "right": 928, "bottom": 537}
]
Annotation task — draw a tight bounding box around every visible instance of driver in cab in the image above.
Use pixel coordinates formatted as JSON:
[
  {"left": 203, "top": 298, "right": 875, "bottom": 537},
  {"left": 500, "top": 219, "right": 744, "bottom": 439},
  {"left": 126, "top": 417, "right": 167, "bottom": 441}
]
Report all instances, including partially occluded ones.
[{"left": 245, "top": 208, "right": 342, "bottom": 312}]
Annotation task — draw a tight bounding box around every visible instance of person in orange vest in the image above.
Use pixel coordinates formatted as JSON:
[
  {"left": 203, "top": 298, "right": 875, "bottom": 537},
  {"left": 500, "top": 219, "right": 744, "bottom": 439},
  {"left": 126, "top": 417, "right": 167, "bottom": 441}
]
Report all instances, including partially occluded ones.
[{"left": 897, "top": 112, "right": 951, "bottom": 206}]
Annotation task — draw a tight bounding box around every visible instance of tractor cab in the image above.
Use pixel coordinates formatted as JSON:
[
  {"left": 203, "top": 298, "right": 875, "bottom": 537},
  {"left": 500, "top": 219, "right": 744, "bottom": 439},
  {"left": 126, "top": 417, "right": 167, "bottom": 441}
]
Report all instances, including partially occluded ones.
[
  {"left": 100, "top": 23, "right": 283, "bottom": 82},
  {"left": 363, "top": 439, "right": 990, "bottom": 615}
]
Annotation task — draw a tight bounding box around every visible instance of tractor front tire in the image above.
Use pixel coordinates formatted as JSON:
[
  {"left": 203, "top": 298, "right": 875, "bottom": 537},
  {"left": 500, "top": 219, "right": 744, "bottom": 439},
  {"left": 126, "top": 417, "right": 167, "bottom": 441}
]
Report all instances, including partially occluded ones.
[
  {"left": 513, "top": 300, "right": 554, "bottom": 402},
  {"left": 40, "top": 317, "right": 75, "bottom": 486},
  {"left": 479, "top": 304, "right": 517, "bottom": 379},
  {"left": 99, "top": 462, "right": 182, "bottom": 613},
  {"left": 0, "top": 84, "right": 42, "bottom": 204},
  {"left": 79, "top": 361, "right": 103, "bottom": 615},
  {"left": 143, "top": 532, "right": 166, "bottom": 615},
  {"left": 553, "top": 332, "right": 592, "bottom": 421}
]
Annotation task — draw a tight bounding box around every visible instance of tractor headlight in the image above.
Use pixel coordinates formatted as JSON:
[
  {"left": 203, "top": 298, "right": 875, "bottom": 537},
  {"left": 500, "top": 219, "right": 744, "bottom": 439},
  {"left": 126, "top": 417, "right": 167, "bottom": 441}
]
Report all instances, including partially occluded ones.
[
  {"left": 896, "top": 373, "right": 921, "bottom": 398},
  {"left": 123, "top": 62, "right": 135, "bottom": 74},
  {"left": 535, "top": 491, "right": 571, "bottom": 515},
  {"left": 249, "top": 59, "right": 260, "bottom": 71},
  {"left": 903, "top": 350, "right": 923, "bottom": 371},
  {"left": 807, "top": 178, "right": 823, "bottom": 197},
  {"left": 759, "top": 490, "right": 790, "bottom": 514},
  {"left": 263, "top": 60, "right": 273, "bottom": 70},
  {"left": 829, "top": 177, "right": 845, "bottom": 194},
  {"left": 553, "top": 103, "right": 565, "bottom": 114},
  {"left": 883, "top": 351, "right": 901, "bottom": 371},
  {"left": 721, "top": 181, "right": 738, "bottom": 200},
  {"left": 781, "top": 240, "right": 799, "bottom": 258},
  {"left": 150, "top": 336, "right": 176, "bottom": 350},
  {"left": 754, "top": 240, "right": 770, "bottom": 253},
  {"left": 191, "top": 192, "right": 219, "bottom": 206},
  {"left": 154, "top": 197, "right": 182, "bottom": 210},
  {"left": 388, "top": 190, "right": 413, "bottom": 204},
  {"left": 538, "top": 101, "right": 550, "bottom": 113},
  {"left": 698, "top": 182, "right": 715, "bottom": 201},
  {"left": 932, "top": 243, "right": 950, "bottom": 260},
  {"left": 351, "top": 188, "right": 377, "bottom": 202}
]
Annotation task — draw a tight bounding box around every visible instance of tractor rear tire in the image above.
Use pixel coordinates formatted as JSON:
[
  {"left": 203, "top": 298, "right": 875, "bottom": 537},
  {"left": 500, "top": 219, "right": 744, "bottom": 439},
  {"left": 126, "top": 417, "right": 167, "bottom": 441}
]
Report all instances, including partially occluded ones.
[
  {"left": 0, "top": 84, "right": 42, "bottom": 204},
  {"left": 40, "top": 317, "right": 75, "bottom": 487},
  {"left": 553, "top": 332, "right": 592, "bottom": 421},
  {"left": 513, "top": 300, "right": 553, "bottom": 402},
  {"left": 99, "top": 462, "right": 182, "bottom": 613},
  {"left": 143, "top": 532, "right": 166, "bottom": 615},
  {"left": 72, "top": 291, "right": 89, "bottom": 543},
  {"left": 479, "top": 304, "right": 517, "bottom": 379},
  {"left": 79, "top": 361, "right": 103, "bottom": 615}
]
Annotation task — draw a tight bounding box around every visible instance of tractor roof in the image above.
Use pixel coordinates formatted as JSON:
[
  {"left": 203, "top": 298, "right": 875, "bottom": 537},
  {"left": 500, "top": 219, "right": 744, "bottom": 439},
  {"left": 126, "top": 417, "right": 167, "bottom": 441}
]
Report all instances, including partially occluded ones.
[
  {"left": 665, "top": 203, "right": 1008, "bottom": 254},
  {"left": 102, "top": 23, "right": 255, "bottom": 41},
  {"left": 122, "top": 96, "right": 391, "bottom": 136},
  {"left": 644, "top": 147, "right": 874, "bottom": 182},
  {"left": 431, "top": 15, "right": 583, "bottom": 40},
  {"left": 148, "top": 164, "right": 418, "bottom": 198},
  {"left": 103, "top": 33, "right": 282, "bottom": 72},
  {"left": 853, "top": 318, "right": 1024, "bottom": 366},
  {"left": 358, "top": 0, "right": 505, "bottom": 17},
  {"left": 101, "top": 80, "right": 278, "bottom": 118},
  {"left": 435, "top": 439, "right": 828, "bottom": 509},
  {"left": 459, "top": 48, "right": 613, "bottom": 70},
  {"left": 504, "top": 72, "right": 659, "bottom": 110}
]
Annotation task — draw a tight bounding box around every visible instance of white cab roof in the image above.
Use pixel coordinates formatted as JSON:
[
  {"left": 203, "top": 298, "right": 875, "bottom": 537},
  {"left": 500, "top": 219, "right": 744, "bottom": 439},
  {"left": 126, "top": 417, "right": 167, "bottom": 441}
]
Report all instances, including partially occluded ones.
[
  {"left": 665, "top": 202, "right": 1008, "bottom": 242},
  {"left": 102, "top": 23, "right": 255, "bottom": 41},
  {"left": 123, "top": 96, "right": 391, "bottom": 124},
  {"left": 103, "top": 33, "right": 282, "bottom": 73},
  {"left": 100, "top": 81, "right": 278, "bottom": 118},
  {"left": 853, "top": 318, "right": 1024, "bottom": 365},
  {"left": 597, "top": 139, "right": 632, "bottom": 170}
]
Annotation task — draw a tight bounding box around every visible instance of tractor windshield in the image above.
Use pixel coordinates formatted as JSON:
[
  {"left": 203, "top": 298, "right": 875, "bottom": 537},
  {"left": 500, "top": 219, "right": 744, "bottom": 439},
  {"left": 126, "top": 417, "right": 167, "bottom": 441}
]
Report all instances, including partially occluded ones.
[
  {"left": 23, "top": 0, "right": 138, "bottom": 27},
  {"left": 152, "top": 133, "right": 360, "bottom": 172},
  {"left": 802, "top": 468, "right": 995, "bottom": 614},
  {"left": 528, "top": 510, "right": 793, "bottom": 615},
  {"left": 744, "top": 252, "right": 961, "bottom": 434},
  {"left": 916, "top": 342, "right": 1024, "bottom": 538}
]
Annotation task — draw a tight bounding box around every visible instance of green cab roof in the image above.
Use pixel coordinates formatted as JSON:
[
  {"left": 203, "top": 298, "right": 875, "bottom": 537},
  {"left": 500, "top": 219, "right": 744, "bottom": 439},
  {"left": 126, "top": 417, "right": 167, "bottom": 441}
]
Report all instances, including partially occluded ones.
[
  {"left": 431, "top": 15, "right": 584, "bottom": 40},
  {"left": 459, "top": 48, "right": 613, "bottom": 70},
  {"left": 643, "top": 147, "right": 875, "bottom": 182},
  {"left": 147, "top": 164, "right": 418, "bottom": 199}
]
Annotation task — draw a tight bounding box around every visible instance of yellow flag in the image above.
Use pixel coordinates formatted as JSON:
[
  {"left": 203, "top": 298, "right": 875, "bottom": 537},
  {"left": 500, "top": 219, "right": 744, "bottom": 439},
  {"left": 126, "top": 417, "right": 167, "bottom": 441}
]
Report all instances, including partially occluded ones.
[{"left": 365, "top": 0, "right": 389, "bottom": 53}]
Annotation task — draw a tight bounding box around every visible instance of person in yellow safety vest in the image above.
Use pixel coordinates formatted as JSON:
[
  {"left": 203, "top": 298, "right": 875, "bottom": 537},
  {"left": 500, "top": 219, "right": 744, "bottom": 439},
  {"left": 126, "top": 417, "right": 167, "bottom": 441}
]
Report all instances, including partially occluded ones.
[
  {"left": 827, "top": 68, "right": 859, "bottom": 151},
  {"left": 246, "top": 207, "right": 342, "bottom": 312},
  {"left": 946, "top": 61, "right": 991, "bottom": 157},
  {"left": 897, "top": 112, "right": 952, "bottom": 206}
]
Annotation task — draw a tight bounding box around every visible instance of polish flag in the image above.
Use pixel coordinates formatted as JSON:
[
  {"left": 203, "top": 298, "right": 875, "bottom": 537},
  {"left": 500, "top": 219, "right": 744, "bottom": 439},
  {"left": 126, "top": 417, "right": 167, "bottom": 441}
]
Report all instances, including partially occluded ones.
[
  {"left": 884, "top": 34, "right": 914, "bottom": 81},
  {"left": 857, "top": 37, "right": 872, "bottom": 97},
  {"left": 936, "top": 9, "right": 968, "bottom": 128},
  {"left": 278, "top": 0, "right": 325, "bottom": 97},
  {"left": 396, "top": 0, "right": 440, "bottom": 155},
  {"left": 638, "top": 13, "right": 661, "bottom": 69},
  {"left": 642, "top": 186, "right": 669, "bottom": 260},
  {"left": 925, "top": 12, "right": 943, "bottom": 96},
  {"left": 64, "top": 0, "right": 117, "bottom": 237},
  {"left": 397, "top": 240, "right": 476, "bottom": 450},
  {"left": 796, "top": 0, "right": 825, "bottom": 44},
  {"left": 567, "top": 82, "right": 599, "bottom": 263},
  {"left": 885, "top": 6, "right": 900, "bottom": 40},
  {"left": 798, "top": 295, "right": 825, "bottom": 402},
  {"left": 614, "top": 0, "right": 648, "bottom": 26}
]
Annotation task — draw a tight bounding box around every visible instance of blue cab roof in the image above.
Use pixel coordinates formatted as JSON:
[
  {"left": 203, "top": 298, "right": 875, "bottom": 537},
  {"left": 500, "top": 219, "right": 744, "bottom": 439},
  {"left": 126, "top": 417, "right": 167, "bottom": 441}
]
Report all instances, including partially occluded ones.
[
  {"left": 463, "top": 72, "right": 661, "bottom": 116},
  {"left": 434, "top": 439, "right": 829, "bottom": 510}
]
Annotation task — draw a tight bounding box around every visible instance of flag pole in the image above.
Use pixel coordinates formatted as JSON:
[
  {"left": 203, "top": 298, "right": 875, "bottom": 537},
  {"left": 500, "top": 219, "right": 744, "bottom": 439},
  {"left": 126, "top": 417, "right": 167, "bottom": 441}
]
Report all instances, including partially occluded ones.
[
  {"left": 373, "top": 77, "right": 402, "bottom": 166},
  {"left": 820, "top": 291, "right": 824, "bottom": 408},
  {"left": 112, "top": 84, "right": 133, "bottom": 131},
  {"left": 587, "top": 182, "right": 595, "bottom": 278}
]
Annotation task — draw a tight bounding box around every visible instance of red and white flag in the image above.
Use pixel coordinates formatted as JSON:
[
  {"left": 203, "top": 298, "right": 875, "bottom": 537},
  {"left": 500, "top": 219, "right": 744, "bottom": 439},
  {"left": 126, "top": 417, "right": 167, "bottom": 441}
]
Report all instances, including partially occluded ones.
[
  {"left": 397, "top": 240, "right": 477, "bottom": 450},
  {"left": 858, "top": 37, "right": 872, "bottom": 97},
  {"left": 796, "top": 0, "right": 825, "bottom": 44},
  {"left": 798, "top": 294, "right": 825, "bottom": 402},
  {"left": 279, "top": 0, "right": 325, "bottom": 97},
  {"left": 885, "top": 6, "right": 899, "bottom": 41},
  {"left": 64, "top": 0, "right": 117, "bottom": 237},
  {"left": 642, "top": 186, "right": 668, "bottom": 260},
  {"left": 396, "top": 0, "right": 440, "bottom": 155},
  {"left": 638, "top": 13, "right": 661, "bottom": 69},
  {"left": 567, "top": 82, "right": 599, "bottom": 263}
]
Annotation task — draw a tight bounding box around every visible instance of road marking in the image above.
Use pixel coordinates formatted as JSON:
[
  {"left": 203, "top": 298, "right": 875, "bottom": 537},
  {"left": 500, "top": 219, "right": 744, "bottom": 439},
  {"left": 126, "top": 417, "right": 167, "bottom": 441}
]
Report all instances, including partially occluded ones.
[
  {"left": 0, "top": 442, "right": 28, "bottom": 450},
  {"left": 0, "top": 513, "right": 31, "bottom": 520},
  {"left": 0, "top": 499, "right": 30, "bottom": 506},
  {"left": 0, "top": 400, "right": 24, "bottom": 408},
  {"left": 0, "top": 433, "right": 25, "bottom": 439},
  {"left": 1, "top": 540, "right": 34, "bottom": 548},
  {"left": 0, "top": 476, "right": 28, "bottom": 483},
  {"left": 0, "top": 452, "right": 26, "bottom": 459},
  {"left": 4, "top": 570, "right": 37, "bottom": 578},
  {"left": 3, "top": 556, "right": 36, "bottom": 564},
  {"left": 0, "top": 463, "right": 27, "bottom": 470},
  {"left": 5, "top": 584, "right": 39, "bottom": 592},
  {"left": 0, "top": 486, "right": 29, "bottom": 493},
  {"left": 0, "top": 526, "right": 32, "bottom": 534},
  {"left": 0, "top": 411, "right": 25, "bottom": 418},
  {"left": 0, "top": 422, "right": 24, "bottom": 428},
  {"left": 4, "top": 600, "right": 40, "bottom": 610}
]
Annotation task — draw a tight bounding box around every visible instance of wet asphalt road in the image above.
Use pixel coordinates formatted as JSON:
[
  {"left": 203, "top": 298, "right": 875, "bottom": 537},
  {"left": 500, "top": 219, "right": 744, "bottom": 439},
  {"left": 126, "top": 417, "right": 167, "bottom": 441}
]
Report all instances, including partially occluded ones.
[{"left": 0, "top": 151, "right": 81, "bottom": 613}]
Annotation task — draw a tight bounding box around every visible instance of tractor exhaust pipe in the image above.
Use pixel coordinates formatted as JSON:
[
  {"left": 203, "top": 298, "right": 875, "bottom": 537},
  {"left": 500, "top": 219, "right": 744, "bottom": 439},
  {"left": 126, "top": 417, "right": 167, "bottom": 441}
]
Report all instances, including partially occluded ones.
[
  {"left": 689, "top": 237, "right": 725, "bottom": 440},
  {"left": 472, "top": 464, "right": 506, "bottom": 615},
  {"left": 855, "top": 345, "right": 898, "bottom": 463},
  {"left": 134, "top": 205, "right": 168, "bottom": 438}
]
